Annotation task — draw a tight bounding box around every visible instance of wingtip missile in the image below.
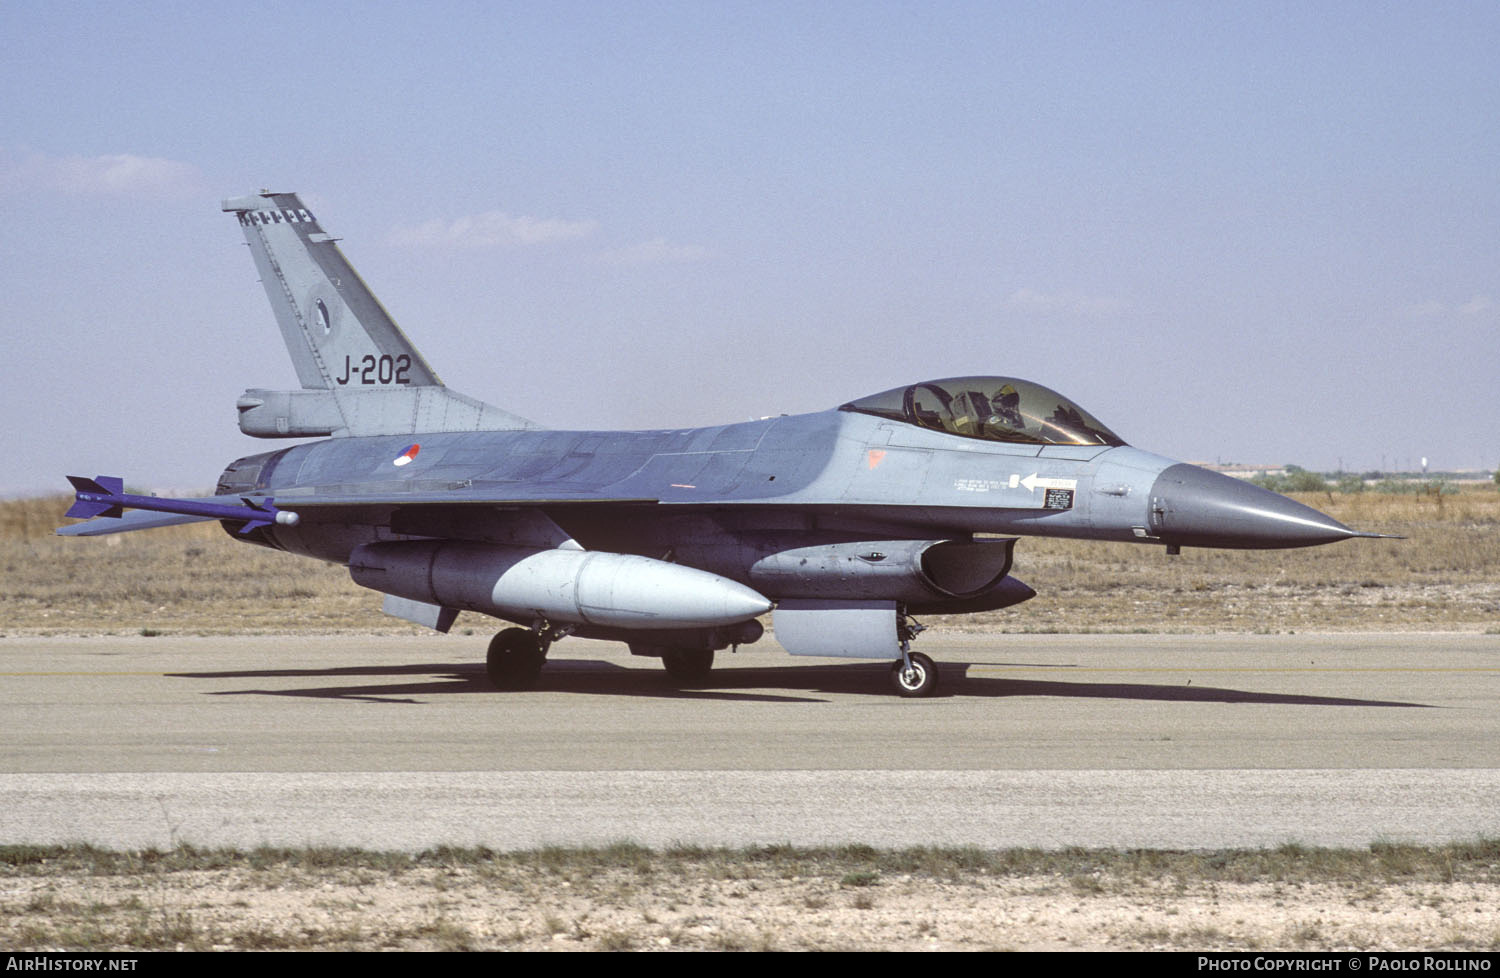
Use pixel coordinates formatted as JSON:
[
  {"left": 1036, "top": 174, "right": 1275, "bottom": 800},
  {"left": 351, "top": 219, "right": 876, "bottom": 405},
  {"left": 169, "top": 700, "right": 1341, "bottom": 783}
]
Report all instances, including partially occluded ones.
[{"left": 63, "top": 476, "right": 300, "bottom": 533}]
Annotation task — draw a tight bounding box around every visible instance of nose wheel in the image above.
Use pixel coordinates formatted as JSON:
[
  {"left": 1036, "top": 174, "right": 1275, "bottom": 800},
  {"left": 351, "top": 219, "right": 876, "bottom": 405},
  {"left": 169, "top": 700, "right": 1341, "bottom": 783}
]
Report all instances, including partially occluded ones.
[{"left": 890, "top": 651, "right": 937, "bottom": 697}]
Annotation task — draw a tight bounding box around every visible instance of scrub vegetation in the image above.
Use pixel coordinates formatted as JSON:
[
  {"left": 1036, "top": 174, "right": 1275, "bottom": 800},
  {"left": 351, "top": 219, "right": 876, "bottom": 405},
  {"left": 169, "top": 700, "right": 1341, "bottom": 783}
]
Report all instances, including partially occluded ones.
[
  {"left": 3, "top": 841, "right": 1498, "bottom": 951},
  {"left": 3, "top": 488, "right": 1497, "bottom": 635},
  {"left": 1, "top": 495, "right": 376, "bottom": 634},
  {"left": 1002, "top": 488, "right": 1500, "bottom": 634}
]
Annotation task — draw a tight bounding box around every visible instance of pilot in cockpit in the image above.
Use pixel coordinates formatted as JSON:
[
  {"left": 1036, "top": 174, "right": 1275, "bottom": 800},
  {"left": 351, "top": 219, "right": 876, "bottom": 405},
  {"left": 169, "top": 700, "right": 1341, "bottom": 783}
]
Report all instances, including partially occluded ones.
[{"left": 989, "top": 383, "right": 1023, "bottom": 430}]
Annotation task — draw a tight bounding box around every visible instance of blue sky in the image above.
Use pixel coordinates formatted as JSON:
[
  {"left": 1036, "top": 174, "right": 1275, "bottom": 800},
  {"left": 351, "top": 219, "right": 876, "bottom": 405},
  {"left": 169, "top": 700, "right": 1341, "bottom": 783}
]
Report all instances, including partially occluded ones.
[{"left": 3, "top": 1, "right": 1496, "bottom": 495}]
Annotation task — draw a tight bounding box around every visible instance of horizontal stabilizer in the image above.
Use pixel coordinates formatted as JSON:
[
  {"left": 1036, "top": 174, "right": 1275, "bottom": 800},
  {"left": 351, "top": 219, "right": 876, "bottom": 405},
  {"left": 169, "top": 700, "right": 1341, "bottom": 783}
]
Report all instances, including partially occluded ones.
[{"left": 58, "top": 509, "right": 216, "bottom": 537}]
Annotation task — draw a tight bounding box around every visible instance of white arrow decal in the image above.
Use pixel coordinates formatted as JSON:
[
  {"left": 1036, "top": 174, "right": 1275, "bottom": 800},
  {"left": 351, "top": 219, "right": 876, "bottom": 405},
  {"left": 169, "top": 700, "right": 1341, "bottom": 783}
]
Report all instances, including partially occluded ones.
[{"left": 1019, "top": 473, "right": 1078, "bottom": 493}]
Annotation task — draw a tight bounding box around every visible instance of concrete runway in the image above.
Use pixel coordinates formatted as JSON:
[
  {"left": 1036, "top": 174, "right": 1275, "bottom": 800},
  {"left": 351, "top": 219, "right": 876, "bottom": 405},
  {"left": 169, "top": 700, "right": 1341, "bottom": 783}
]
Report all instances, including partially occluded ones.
[{"left": 2, "top": 632, "right": 1496, "bottom": 850}]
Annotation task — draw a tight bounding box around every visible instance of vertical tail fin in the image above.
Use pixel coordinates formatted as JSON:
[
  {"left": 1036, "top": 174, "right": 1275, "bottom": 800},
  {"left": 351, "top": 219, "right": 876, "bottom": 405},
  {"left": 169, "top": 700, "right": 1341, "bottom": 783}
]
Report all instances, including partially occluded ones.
[{"left": 222, "top": 191, "right": 535, "bottom": 438}]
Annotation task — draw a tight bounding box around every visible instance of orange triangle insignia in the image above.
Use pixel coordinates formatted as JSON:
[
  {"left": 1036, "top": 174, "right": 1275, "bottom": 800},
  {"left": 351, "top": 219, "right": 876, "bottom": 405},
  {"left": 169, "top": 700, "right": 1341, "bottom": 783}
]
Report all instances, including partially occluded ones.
[{"left": 866, "top": 449, "right": 886, "bottom": 469}]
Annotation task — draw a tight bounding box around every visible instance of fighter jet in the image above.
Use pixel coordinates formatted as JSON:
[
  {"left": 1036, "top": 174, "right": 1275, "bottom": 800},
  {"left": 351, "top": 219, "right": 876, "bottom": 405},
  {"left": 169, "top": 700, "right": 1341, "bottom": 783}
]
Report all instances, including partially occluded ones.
[{"left": 60, "top": 191, "right": 1382, "bottom": 697}]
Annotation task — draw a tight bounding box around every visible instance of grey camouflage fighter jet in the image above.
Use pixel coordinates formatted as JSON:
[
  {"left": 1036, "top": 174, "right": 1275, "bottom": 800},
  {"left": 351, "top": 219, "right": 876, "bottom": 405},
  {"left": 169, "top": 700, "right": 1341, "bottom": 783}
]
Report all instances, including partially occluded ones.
[{"left": 61, "top": 191, "right": 1384, "bottom": 697}]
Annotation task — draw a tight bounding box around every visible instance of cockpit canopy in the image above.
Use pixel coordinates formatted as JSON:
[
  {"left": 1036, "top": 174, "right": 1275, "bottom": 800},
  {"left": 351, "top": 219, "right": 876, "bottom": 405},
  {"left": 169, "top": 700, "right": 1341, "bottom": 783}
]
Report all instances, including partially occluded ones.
[{"left": 839, "top": 376, "right": 1126, "bottom": 447}]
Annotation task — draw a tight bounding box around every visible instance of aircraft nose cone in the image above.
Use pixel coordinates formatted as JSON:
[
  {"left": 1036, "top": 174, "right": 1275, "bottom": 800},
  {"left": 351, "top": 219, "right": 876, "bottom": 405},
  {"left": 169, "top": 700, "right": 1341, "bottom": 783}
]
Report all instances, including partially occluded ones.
[{"left": 1148, "top": 463, "right": 1356, "bottom": 549}]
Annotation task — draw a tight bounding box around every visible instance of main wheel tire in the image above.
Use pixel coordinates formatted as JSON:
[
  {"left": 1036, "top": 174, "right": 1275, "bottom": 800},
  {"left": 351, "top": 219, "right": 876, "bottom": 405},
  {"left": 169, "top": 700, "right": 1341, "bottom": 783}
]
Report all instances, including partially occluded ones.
[
  {"left": 890, "top": 651, "right": 938, "bottom": 697},
  {"left": 486, "top": 627, "right": 545, "bottom": 690},
  {"left": 661, "top": 648, "right": 714, "bottom": 684}
]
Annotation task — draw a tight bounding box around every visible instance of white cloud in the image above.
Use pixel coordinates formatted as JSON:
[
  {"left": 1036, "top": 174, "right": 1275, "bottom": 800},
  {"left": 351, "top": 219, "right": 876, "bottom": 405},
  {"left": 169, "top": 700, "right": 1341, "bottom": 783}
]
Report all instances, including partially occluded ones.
[
  {"left": 386, "top": 210, "right": 598, "bottom": 248},
  {"left": 0, "top": 149, "right": 202, "bottom": 197},
  {"left": 1398, "top": 295, "right": 1496, "bottom": 320},
  {"left": 1458, "top": 295, "right": 1495, "bottom": 318},
  {"left": 1006, "top": 288, "right": 1129, "bottom": 317},
  {"left": 598, "top": 237, "right": 710, "bottom": 266}
]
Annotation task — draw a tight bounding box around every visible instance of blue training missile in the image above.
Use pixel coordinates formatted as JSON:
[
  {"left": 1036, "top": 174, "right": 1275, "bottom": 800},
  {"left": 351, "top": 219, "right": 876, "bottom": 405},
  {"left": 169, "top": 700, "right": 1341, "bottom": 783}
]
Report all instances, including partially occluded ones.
[{"left": 65, "top": 476, "right": 300, "bottom": 535}]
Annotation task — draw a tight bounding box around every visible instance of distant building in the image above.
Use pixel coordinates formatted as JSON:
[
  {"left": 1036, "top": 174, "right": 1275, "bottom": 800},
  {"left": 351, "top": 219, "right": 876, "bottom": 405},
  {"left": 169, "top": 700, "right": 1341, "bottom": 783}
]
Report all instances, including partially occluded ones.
[{"left": 1199, "top": 464, "right": 1288, "bottom": 481}]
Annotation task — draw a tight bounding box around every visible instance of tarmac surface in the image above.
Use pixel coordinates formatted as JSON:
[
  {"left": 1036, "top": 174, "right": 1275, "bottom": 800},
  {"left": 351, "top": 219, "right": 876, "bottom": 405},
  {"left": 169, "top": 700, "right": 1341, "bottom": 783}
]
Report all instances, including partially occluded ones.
[{"left": 2, "top": 632, "right": 1496, "bottom": 850}]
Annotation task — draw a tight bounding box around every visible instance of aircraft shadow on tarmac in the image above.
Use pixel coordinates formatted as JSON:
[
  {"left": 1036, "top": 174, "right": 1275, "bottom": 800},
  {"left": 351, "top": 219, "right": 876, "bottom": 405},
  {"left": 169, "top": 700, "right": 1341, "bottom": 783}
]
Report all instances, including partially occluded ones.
[{"left": 170, "top": 658, "right": 1430, "bottom": 708}]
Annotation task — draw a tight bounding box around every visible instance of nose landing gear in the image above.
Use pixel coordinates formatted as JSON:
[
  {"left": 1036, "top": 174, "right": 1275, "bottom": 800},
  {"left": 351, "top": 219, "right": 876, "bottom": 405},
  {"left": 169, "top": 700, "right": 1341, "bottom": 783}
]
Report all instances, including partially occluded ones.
[
  {"left": 891, "top": 651, "right": 937, "bottom": 697},
  {"left": 890, "top": 612, "right": 938, "bottom": 697}
]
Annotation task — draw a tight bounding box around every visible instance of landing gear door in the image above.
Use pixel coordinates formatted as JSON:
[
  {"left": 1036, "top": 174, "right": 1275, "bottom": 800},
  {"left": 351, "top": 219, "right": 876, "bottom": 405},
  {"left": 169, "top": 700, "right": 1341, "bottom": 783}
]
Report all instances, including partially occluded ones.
[{"left": 773, "top": 599, "right": 899, "bottom": 659}]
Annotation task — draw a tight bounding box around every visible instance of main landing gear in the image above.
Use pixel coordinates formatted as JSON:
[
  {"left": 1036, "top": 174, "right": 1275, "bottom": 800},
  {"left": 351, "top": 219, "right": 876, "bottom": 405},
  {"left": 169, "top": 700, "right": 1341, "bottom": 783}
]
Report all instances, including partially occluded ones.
[
  {"left": 629, "top": 644, "right": 715, "bottom": 685},
  {"left": 486, "top": 628, "right": 545, "bottom": 689},
  {"left": 890, "top": 612, "right": 938, "bottom": 697},
  {"left": 486, "top": 622, "right": 571, "bottom": 690},
  {"left": 662, "top": 648, "right": 714, "bottom": 683}
]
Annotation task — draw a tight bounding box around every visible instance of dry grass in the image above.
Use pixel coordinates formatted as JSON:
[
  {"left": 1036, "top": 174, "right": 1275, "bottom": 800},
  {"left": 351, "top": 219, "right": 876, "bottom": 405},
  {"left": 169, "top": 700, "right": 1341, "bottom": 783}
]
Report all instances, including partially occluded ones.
[
  {"left": 4, "top": 490, "right": 1498, "bottom": 636},
  {"left": 4, "top": 842, "right": 1498, "bottom": 951},
  {"left": 983, "top": 489, "right": 1500, "bottom": 633},
  {"left": 1, "top": 496, "right": 388, "bottom": 635}
]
